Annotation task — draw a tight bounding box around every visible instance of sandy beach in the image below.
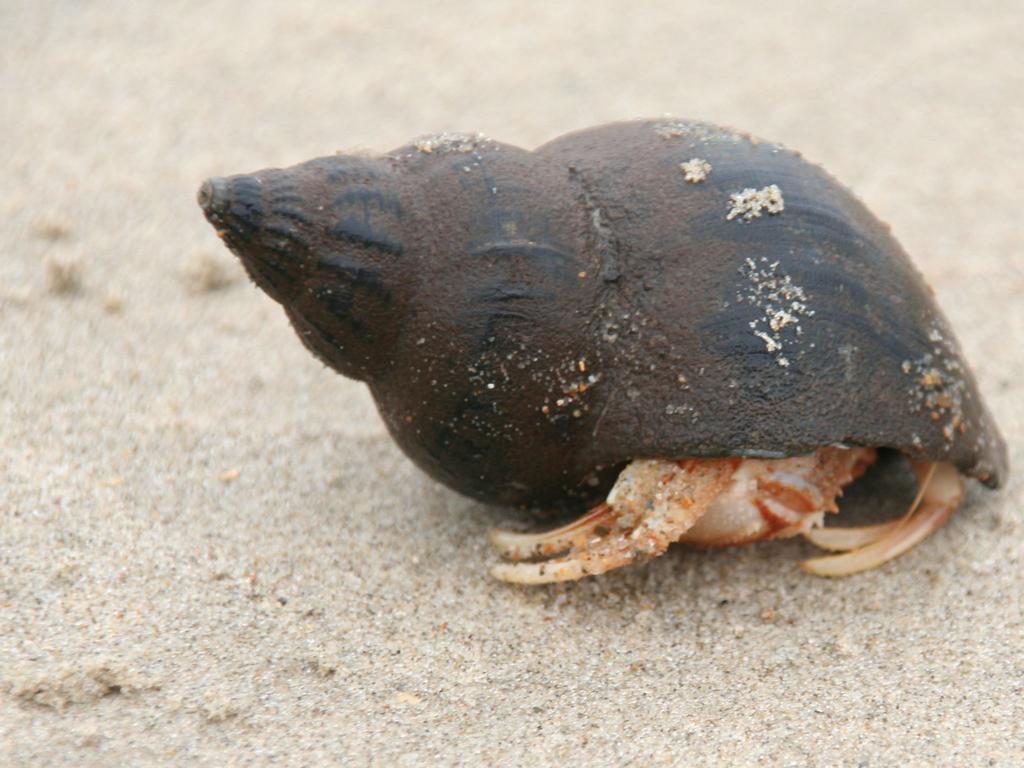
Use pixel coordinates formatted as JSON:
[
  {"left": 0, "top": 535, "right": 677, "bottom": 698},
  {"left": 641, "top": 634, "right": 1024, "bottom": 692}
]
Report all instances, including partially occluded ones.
[{"left": 2, "top": 1, "right": 1022, "bottom": 765}]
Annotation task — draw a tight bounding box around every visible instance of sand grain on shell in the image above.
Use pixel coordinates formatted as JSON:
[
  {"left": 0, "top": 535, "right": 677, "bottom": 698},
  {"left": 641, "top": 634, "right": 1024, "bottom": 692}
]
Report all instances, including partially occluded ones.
[
  {"left": 411, "top": 132, "right": 487, "bottom": 154},
  {"left": 727, "top": 184, "right": 785, "bottom": 221},
  {"left": 680, "top": 158, "right": 712, "bottom": 183}
]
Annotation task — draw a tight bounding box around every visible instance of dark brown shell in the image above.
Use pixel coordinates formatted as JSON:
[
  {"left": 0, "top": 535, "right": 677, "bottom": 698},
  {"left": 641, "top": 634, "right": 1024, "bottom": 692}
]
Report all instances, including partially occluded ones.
[{"left": 198, "top": 120, "right": 1007, "bottom": 510}]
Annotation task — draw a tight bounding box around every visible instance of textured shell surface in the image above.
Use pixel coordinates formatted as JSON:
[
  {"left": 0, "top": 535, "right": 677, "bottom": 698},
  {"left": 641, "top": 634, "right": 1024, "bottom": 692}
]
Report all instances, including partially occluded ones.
[{"left": 198, "top": 120, "right": 1007, "bottom": 510}]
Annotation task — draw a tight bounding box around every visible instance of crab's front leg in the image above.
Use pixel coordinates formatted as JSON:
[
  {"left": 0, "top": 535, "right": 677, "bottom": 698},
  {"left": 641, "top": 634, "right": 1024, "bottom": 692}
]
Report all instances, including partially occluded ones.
[
  {"left": 488, "top": 503, "right": 619, "bottom": 562},
  {"left": 490, "top": 459, "right": 739, "bottom": 584}
]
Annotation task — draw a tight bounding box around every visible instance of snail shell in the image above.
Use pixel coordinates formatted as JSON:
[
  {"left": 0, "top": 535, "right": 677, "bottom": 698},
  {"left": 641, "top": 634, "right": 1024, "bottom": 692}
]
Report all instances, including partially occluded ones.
[{"left": 198, "top": 120, "right": 1007, "bottom": 510}]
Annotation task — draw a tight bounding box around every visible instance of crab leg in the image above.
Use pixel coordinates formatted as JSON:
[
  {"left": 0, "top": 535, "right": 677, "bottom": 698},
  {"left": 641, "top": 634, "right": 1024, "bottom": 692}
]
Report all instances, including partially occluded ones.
[
  {"left": 802, "top": 463, "right": 937, "bottom": 552},
  {"left": 801, "top": 462, "right": 962, "bottom": 576},
  {"left": 489, "top": 503, "right": 617, "bottom": 561},
  {"left": 801, "top": 520, "right": 903, "bottom": 552},
  {"left": 491, "top": 459, "right": 737, "bottom": 584},
  {"left": 490, "top": 532, "right": 649, "bottom": 584}
]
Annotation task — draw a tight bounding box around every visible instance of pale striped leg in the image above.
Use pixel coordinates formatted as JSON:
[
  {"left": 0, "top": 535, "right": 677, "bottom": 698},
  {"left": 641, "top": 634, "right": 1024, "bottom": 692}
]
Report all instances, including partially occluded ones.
[
  {"left": 801, "top": 462, "right": 962, "bottom": 576},
  {"left": 491, "top": 459, "right": 737, "bottom": 585},
  {"left": 489, "top": 503, "right": 616, "bottom": 561}
]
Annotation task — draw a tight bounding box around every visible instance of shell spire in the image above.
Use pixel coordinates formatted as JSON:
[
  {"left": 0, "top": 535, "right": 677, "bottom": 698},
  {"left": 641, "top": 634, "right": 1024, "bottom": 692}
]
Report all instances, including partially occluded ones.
[{"left": 199, "top": 155, "right": 408, "bottom": 381}]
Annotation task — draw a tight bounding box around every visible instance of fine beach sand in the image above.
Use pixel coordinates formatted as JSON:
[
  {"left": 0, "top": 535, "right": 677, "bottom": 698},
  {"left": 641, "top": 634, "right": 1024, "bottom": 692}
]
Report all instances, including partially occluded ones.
[{"left": 2, "top": 2, "right": 1022, "bottom": 765}]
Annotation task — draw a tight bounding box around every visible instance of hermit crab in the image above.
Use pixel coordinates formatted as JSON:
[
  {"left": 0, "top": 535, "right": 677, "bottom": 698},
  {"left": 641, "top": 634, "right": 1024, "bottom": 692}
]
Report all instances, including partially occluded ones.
[{"left": 198, "top": 119, "right": 1006, "bottom": 584}]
